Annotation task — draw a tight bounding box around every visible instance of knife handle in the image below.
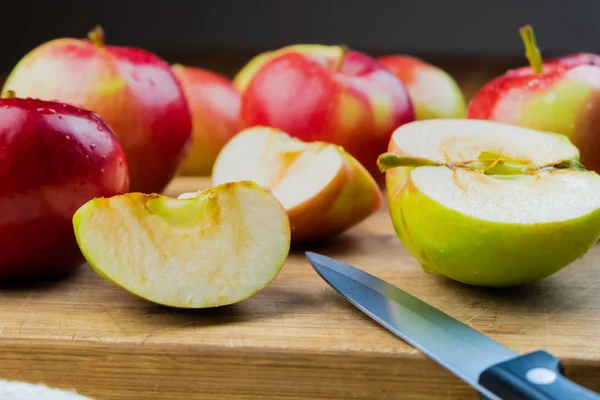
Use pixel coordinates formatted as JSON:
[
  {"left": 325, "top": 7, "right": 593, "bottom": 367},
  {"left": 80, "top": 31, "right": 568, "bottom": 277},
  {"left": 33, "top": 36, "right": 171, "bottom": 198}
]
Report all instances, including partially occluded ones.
[{"left": 478, "top": 350, "right": 600, "bottom": 400}]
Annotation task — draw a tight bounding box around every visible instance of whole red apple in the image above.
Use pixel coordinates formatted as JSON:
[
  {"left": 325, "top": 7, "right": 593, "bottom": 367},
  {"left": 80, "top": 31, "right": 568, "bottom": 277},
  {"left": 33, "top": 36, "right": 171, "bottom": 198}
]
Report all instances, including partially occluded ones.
[
  {"left": 467, "top": 25, "right": 600, "bottom": 173},
  {"left": 0, "top": 92, "right": 129, "bottom": 281},
  {"left": 377, "top": 55, "right": 466, "bottom": 120},
  {"left": 171, "top": 64, "right": 242, "bottom": 175},
  {"left": 2, "top": 26, "right": 192, "bottom": 194},
  {"left": 234, "top": 45, "right": 415, "bottom": 180}
]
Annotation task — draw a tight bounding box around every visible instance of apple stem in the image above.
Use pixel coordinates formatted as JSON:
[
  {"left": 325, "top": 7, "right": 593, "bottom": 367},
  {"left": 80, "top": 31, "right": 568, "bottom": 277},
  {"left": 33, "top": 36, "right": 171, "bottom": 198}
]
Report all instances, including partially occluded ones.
[
  {"left": 376, "top": 153, "right": 438, "bottom": 171},
  {"left": 1, "top": 90, "right": 16, "bottom": 99},
  {"left": 519, "top": 24, "right": 543, "bottom": 74},
  {"left": 88, "top": 25, "right": 105, "bottom": 49},
  {"left": 335, "top": 45, "right": 349, "bottom": 71}
]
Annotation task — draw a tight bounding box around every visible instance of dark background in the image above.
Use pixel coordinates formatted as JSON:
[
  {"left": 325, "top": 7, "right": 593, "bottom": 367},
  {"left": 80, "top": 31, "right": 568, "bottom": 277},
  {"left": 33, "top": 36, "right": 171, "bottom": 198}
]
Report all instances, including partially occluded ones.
[{"left": 3, "top": 0, "right": 598, "bottom": 97}]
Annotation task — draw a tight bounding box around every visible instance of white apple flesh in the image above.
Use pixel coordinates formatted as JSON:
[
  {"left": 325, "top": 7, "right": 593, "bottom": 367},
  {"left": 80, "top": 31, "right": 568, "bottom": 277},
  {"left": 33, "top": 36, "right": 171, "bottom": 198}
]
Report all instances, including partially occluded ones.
[{"left": 73, "top": 181, "right": 291, "bottom": 308}]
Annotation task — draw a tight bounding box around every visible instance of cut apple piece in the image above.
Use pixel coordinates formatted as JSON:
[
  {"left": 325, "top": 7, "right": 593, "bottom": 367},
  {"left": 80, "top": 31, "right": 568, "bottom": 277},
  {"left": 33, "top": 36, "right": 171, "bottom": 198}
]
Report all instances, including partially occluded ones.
[
  {"left": 73, "top": 181, "right": 291, "bottom": 308},
  {"left": 380, "top": 119, "right": 600, "bottom": 287},
  {"left": 208, "top": 126, "right": 383, "bottom": 242}
]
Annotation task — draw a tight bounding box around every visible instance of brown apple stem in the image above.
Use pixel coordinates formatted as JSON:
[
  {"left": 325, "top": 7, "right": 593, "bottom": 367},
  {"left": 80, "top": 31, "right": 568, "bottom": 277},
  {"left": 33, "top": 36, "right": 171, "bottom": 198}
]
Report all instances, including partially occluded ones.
[
  {"left": 1, "top": 90, "right": 16, "bottom": 99},
  {"left": 519, "top": 24, "right": 543, "bottom": 74},
  {"left": 335, "top": 45, "right": 349, "bottom": 71},
  {"left": 88, "top": 25, "right": 105, "bottom": 49}
]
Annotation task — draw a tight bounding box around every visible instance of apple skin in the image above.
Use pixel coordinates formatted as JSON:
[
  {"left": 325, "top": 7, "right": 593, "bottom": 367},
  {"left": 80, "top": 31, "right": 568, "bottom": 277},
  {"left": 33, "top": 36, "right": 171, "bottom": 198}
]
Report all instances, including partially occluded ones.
[
  {"left": 172, "top": 64, "right": 242, "bottom": 175},
  {"left": 466, "top": 62, "right": 600, "bottom": 173},
  {"left": 234, "top": 45, "right": 415, "bottom": 181},
  {"left": 390, "top": 168, "right": 600, "bottom": 287},
  {"left": 545, "top": 52, "right": 600, "bottom": 67},
  {"left": 377, "top": 55, "right": 466, "bottom": 120},
  {"left": 2, "top": 28, "right": 192, "bottom": 194},
  {"left": 0, "top": 97, "right": 129, "bottom": 281}
]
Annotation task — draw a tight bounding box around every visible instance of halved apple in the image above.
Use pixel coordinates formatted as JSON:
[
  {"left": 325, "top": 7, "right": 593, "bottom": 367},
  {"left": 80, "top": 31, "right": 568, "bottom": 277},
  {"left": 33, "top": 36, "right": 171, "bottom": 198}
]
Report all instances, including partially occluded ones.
[
  {"left": 73, "top": 181, "right": 291, "bottom": 308},
  {"left": 206, "top": 126, "right": 383, "bottom": 242},
  {"left": 379, "top": 118, "right": 600, "bottom": 287}
]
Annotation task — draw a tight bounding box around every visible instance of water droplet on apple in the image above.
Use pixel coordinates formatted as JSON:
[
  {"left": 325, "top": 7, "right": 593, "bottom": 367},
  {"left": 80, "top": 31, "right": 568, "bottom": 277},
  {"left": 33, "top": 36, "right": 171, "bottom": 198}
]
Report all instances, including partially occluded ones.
[
  {"left": 85, "top": 155, "right": 90, "bottom": 159},
  {"left": 58, "top": 115, "right": 63, "bottom": 120},
  {"left": 97, "top": 125, "right": 104, "bottom": 132},
  {"left": 65, "top": 135, "right": 71, "bottom": 140},
  {"left": 100, "top": 168, "right": 105, "bottom": 173},
  {"left": 37, "top": 107, "right": 56, "bottom": 115},
  {"left": 131, "top": 71, "right": 140, "bottom": 82},
  {"left": 90, "top": 144, "right": 97, "bottom": 150}
]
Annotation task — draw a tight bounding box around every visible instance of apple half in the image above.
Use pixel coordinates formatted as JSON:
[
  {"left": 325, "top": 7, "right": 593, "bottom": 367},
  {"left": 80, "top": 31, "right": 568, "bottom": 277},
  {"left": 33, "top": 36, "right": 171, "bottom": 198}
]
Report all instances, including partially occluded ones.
[
  {"left": 206, "top": 126, "right": 383, "bottom": 242},
  {"left": 73, "top": 181, "right": 291, "bottom": 308},
  {"left": 379, "top": 118, "right": 600, "bottom": 287}
]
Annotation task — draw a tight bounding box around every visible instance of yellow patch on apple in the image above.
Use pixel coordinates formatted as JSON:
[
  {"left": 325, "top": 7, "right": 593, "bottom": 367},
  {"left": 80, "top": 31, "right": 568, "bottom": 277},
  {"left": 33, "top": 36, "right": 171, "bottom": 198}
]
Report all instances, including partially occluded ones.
[{"left": 73, "top": 181, "right": 291, "bottom": 308}]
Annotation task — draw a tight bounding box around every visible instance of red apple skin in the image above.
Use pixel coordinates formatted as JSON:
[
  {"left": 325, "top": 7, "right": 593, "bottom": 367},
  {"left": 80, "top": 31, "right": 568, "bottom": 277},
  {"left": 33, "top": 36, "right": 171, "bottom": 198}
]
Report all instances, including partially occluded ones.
[
  {"left": 467, "top": 62, "right": 600, "bottom": 173},
  {"left": 0, "top": 97, "right": 129, "bottom": 281},
  {"left": 546, "top": 52, "right": 600, "bottom": 67},
  {"left": 172, "top": 64, "right": 242, "bottom": 175},
  {"left": 2, "top": 30, "right": 192, "bottom": 194},
  {"left": 239, "top": 46, "right": 415, "bottom": 181}
]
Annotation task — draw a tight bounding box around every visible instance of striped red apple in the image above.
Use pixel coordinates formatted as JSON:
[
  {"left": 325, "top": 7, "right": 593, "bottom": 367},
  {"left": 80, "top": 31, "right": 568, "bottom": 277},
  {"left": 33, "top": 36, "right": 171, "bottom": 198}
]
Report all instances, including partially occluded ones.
[
  {"left": 2, "top": 26, "right": 192, "bottom": 194},
  {"left": 172, "top": 65, "right": 242, "bottom": 176},
  {"left": 233, "top": 44, "right": 415, "bottom": 181},
  {"left": 467, "top": 25, "right": 600, "bottom": 173}
]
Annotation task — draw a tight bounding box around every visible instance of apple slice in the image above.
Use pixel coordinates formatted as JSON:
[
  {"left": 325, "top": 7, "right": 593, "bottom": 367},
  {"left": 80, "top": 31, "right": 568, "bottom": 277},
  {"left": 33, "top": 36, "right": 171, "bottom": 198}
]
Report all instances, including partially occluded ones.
[
  {"left": 73, "top": 181, "right": 290, "bottom": 308},
  {"left": 207, "top": 126, "right": 383, "bottom": 242},
  {"left": 379, "top": 119, "right": 600, "bottom": 287}
]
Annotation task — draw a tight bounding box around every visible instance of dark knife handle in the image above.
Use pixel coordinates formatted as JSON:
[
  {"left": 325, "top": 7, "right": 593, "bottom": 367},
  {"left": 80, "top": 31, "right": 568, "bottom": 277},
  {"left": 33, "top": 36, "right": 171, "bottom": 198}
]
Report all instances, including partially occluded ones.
[{"left": 477, "top": 350, "right": 600, "bottom": 400}]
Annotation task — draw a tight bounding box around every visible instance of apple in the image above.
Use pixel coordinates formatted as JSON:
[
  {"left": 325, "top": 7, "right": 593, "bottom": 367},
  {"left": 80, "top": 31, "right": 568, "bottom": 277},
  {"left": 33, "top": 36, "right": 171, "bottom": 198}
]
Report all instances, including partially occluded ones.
[
  {"left": 378, "top": 118, "right": 600, "bottom": 287},
  {"left": 0, "top": 91, "right": 129, "bottom": 281},
  {"left": 467, "top": 25, "right": 600, "bottom": 174},
  {"left": 2, "top": 26, "right": 192, "bottom": 194},
  {"left": 208, "top": 126, "right": 383, "bottom": 242},
  {"left": 73, "top": 181, "right": 290, "bottom": 308},
  {"left": 545, "top": 52, "right": 600, "bottom": 68},
  {"left": 233, "top": 44, "right": 415, "bottom": 181},
  {"left": 377, "top": 55, "right": 466, "bottom": 120},
  {"left": 171, "top": 64, "right": 242, "bottom": 175}
]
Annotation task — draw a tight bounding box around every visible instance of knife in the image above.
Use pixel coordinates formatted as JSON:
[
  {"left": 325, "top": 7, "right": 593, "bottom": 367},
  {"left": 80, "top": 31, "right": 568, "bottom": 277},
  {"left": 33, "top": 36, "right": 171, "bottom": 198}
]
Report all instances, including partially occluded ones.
[{"left": 305, "top": 252, "right": 600, "bottom": 400}]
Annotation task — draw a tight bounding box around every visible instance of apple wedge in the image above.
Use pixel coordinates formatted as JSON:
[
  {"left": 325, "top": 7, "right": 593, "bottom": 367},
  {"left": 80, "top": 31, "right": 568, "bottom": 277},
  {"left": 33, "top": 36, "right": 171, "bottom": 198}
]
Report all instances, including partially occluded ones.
[
  {"left": 379, "top": 119, "right": 600, "bottom": 287},
  {"left": 73, "top": 181, "right": 291, "bottom": 308},
  {"left": 207, "top": 126, "right": 383, "bottom": 242}
]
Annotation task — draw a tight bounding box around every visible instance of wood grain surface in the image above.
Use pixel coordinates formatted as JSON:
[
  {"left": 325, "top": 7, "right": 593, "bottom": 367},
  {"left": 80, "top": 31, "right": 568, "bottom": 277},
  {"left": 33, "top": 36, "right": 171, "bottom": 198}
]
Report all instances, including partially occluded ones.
[{"left": 0, "top": 176, "right": 598, "bottom": 399}]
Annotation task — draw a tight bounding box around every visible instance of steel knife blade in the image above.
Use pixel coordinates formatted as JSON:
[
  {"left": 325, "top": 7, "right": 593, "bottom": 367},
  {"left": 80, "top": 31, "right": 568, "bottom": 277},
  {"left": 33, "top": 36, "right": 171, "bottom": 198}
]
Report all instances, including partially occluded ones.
[{"left": 305, "top": 252, "right": 600, "bottom": 400}]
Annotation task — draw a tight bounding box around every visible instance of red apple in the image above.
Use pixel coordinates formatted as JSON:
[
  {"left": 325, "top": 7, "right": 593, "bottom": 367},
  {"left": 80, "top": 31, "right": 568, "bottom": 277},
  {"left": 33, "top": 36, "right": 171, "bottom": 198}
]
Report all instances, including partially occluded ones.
[
  {"left": 0, "top": 91, "right": 129, "bottom": 281},
  {"left": 2, "top": 26, "right": 192, "bottom": 194},
  {"left": 171, "top": 64, "right": 242, "bottom": 175},
  {"left": 234, "top": 45, "right": 415, "bottom": 181},
  {"left": 377, "top": 55, "right": 466, "bottom": 120},
  {"left": 545, "top": 52, "right": 600, "bottom": 68},
  {"left": 467, "top": 25, "right": 600, "bottom": 173}
]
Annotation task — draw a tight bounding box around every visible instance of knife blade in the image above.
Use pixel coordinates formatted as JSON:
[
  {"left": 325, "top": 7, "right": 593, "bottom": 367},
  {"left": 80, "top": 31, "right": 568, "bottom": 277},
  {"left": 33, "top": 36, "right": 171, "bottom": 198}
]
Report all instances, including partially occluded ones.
[{"left": 305, "top": 252, "right": 600, "bottom": 400}]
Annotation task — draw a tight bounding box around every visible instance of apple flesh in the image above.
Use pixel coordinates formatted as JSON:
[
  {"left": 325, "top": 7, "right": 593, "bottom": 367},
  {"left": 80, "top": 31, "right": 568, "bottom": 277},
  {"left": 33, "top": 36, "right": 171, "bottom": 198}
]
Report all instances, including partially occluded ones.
[
  {"left": 234, "top": 44, "right": 415, "bottom": 181},
  {"left": 73, "top": 181, "right": 290, "bottom": 308},
  {"left": 467, "top": 25, "right": 600, "bottom": 174},
  {"left": 377, "top": 55, "right": 466, "bottom": 120},
  {"left": 208, "top": 126, "right": 383, "bottom": 242},
  {"left": 172, "top": 64, "right": 242, "bottom": 176},
  {"left": 2, "top": 26, "right": 192, "bottom": 194},
  {"left": 379, "top": 118, "right": 600, "bottom": 287},
  {"left": 0, "top": 94, "right": 129, "bottom": 281}
]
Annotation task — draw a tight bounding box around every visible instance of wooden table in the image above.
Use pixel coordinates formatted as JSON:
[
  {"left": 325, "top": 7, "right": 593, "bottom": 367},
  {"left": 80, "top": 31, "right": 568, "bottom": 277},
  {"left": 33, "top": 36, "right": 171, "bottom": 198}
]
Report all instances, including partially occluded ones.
[{"left": 0, "top": 176, "right": 598, "bottom": 399}]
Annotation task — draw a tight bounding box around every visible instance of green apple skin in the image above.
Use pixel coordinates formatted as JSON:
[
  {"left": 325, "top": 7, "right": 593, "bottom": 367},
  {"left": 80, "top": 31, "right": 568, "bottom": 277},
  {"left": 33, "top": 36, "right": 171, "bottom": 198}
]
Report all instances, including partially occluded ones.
[{"left": 388, "top": 171, "right": 600, "bottom": 287}]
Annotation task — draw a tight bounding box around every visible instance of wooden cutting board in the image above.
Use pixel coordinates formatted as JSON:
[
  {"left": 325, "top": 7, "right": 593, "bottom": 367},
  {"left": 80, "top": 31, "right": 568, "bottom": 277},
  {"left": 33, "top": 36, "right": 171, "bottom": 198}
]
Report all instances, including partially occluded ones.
[{"left": 0, "top": 176, "right": 598, "bottom": 400}]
